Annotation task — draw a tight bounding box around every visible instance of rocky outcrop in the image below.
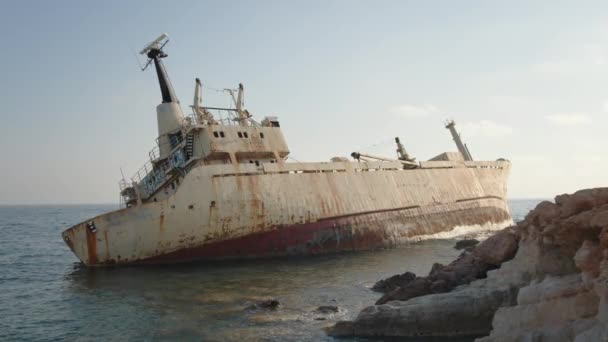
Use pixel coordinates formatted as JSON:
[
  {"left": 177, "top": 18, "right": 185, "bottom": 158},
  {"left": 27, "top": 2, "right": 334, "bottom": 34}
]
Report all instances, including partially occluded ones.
[
  {"left": 374, "top": 227, "right": 519, "bottom": 305},
  {"left": 371, "top": 271, "right": 416, "bottom": 293},
  {"left": 327, "top": 188, "right": 608, "bottom": 341}
]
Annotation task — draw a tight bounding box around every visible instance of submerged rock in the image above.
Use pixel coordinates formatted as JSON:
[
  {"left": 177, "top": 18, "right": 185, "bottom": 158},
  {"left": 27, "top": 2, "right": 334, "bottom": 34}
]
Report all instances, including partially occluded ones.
[
  {"left": 259, "top": 299, "right": 280, "bottom": 309},
  {"left": 315, "top": 305, "right": 339, "bottom": 314},
  {"left": 454, "top": 238, "right": 480, "bottom": 250},
  {"left": 246, "top": 299, "right": 280, "bottom": 311},
  {"left": 328, "top": 187, "right": 608, "bottom": 341}
]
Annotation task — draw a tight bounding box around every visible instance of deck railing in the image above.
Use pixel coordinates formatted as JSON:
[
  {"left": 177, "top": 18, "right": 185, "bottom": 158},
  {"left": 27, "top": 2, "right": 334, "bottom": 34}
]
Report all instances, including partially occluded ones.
[{"left": 118, "top": 113, "right": 201, "bottom": 203}]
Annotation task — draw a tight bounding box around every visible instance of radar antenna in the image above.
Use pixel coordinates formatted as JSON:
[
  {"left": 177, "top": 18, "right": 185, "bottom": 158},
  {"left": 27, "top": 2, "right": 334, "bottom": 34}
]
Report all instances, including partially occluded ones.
[
  {"left": 140, "top": 33, "right": 169, "bottom": 71},
  {"left": 139, "top": 33, "right": 178, "bottom": 103}
]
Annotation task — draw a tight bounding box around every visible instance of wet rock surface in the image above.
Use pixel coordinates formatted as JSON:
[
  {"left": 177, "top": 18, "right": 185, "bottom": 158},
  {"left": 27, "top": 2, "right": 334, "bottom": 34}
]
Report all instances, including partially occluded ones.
[
  {"left": 327, "top": 188, "right": 608, "bottom": 341},
  {"left": 315, "top": 305, "right": 339, "bottom": 314},
  {"left": 246, "top": 299, "right": 280, "bottom": 311},
  {"left": 371, "top": 271, "right": 416, "bottom": 293},
  {"left": 374, "top": 227, "right": 519, "bottom": 305},
  {"left": 454, "top": 238, "right": 480, "bottom": 250}
]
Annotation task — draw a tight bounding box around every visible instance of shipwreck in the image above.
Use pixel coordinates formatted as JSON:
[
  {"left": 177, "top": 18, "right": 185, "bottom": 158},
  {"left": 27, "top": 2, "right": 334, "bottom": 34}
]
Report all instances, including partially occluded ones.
[{"left": 62, "top": 34, "right": 512, "bottom": 266}]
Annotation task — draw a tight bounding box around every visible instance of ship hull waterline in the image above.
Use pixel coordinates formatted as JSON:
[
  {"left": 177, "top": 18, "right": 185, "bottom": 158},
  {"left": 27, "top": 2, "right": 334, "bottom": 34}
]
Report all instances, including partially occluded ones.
[{"left": 62, "top": 161, "right": 512, "bottom": 266}]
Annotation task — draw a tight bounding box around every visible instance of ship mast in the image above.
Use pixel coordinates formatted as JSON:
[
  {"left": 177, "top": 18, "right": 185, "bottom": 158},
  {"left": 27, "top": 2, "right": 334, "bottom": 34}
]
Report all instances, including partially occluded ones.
[
  {"left": 140, "top": 33, "right": 185, "bottom": 160},
  {"left": 226, "top": 84, "right": 249, "bottom": 126},
  {"left": 445, "top": 120, "right": 473, "bottom": 161}
]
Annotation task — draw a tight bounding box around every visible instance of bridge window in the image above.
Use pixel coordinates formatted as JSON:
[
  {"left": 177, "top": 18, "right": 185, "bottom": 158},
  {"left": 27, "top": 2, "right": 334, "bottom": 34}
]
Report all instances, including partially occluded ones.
[
  {"left": 260, "top": 132, "right": 264, "bottom": 139},
  {"left": 243, "top": 132, "right": 248, "bottom": 138},
  {"left": 238, "top": 132, "right": 243, "bottom": 138},
  {"left": 213, "top": 131, "right": 219, "bottom": 138},
  {"left": 219, "top": 131, "right": 225, "bottom": 138}
]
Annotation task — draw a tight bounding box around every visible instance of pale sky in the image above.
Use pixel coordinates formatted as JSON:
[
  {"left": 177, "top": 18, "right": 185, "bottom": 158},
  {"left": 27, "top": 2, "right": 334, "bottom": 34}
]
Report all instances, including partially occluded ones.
[{"left": 1, "top": 0, "right": 607, "bottom": 204}]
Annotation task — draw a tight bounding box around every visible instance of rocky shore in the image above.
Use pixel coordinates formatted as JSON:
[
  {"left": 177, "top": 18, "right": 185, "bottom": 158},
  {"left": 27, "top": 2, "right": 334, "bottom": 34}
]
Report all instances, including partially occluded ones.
[{"left": 327, "top": 188, "right": 608, "bottom": 341}]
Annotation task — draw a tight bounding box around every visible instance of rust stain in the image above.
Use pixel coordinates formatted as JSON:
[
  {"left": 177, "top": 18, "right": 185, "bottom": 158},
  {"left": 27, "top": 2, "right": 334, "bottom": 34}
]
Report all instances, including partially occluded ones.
[
  {"left": 85, "top": 226, "right": 98, "bottom": 265},
  {"left": 131, "top": 202, "right": 511, "bottom": 265},
  {"left": 104, "top": 231, "right": 110, "bottom": 260},
  {"left": 60, "top": 159, "right": 511, "bottom": 267},
  {"left": 160, "top": 213, "right": 165, "bottom": 233}
]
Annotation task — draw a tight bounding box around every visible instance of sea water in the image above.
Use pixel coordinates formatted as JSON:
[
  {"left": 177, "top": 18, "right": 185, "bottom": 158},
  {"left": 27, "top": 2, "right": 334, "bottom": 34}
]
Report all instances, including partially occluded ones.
[{"left": 0, "top": 200, "right": 542, "bottom": 341}]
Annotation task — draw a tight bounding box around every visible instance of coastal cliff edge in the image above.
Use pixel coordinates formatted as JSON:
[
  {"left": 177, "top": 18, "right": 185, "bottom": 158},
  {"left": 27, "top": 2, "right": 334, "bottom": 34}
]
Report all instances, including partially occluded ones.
[{"left": 327, "top": 188, "right": 608, "bottom": 341}]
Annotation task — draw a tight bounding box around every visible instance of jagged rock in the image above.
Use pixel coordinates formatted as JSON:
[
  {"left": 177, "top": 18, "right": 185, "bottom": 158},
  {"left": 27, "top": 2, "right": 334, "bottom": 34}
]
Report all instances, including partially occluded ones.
[
  {"left": 473, "top": 228, "right": 519, "bottom": 266},
  {"left": 376, "top": 278, "right": 430, "bottom": 304},
  {"left": 479, "top": 188, "right": 608, "bottom": 341},
  {"left": 455, "top": 238, "right": 480, "bottom": 250},
  {"left": 528, "top": 200, "right": 560, "bottom": 226},
  {"left": 371, "top": 271, "right": 416, "bottom": 293},
  {"left": 574, "top": 240, "right": 602, "bottom": 276},
  {"left": 429, "top": 262, "right": 445, "bottom": 276},
  {"left": 328, "top": 284, "right": 519, "bottom": 338},
  {"left": 375, "top": 228, "right": 518, "bottom": 305},
  {"left": 328, "top": 187, "right": 608, "bottom": 341}
]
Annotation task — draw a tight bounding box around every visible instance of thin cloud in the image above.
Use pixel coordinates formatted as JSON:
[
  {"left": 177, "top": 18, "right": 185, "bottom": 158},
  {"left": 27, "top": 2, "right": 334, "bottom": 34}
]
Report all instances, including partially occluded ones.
[
  {"left": 545, "top": 113, "right": 591, "bottom": 125},
  {"left": 460, "top": 120, "right": 513, "bottom": 138},
  {"left": 390, "top": 104, "right": 437, "bottom": 118}
]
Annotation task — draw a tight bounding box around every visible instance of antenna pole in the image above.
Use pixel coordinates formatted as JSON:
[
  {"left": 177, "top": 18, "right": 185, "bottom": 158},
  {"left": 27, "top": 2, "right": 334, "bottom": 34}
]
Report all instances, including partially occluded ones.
[
  {"left": 147, "top": 48, "right": 178, "bottom": 103},
  {"left": 140, "top": 34, "right": 178, "bottom": 103},
  {"left": 445, "top": 120, "right": 473, "bottom": 161}
]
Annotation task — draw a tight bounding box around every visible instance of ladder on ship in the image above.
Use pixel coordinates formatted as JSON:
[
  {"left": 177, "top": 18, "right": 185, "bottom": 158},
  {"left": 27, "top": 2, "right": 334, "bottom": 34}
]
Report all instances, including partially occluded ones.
[{"left": 185, "top": 133, "right": 194, "bottom": 160}]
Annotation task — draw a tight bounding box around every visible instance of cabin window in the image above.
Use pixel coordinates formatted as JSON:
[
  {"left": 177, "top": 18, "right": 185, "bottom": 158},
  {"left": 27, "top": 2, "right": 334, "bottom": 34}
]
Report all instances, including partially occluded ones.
[
  {"left": 238, "top": 132, "right": 243, "bottom": 138},
  {"left": 219, "top": 131, "right": 225, "bottom": 138},
  {"left": 213, "top": 131, "right": 219, "bottom": 138},
  {"left": 243, "top": 132, "right": 248, "bottom": 138},
  {"left": 260, "top": 132, "right": 264, "bottom": 139}
]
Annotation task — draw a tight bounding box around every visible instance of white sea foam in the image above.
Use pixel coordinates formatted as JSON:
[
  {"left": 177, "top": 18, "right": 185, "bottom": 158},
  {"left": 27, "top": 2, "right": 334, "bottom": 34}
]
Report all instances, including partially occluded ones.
[{"left": 407, "top": 219, "right": 514, "bottom": 242}]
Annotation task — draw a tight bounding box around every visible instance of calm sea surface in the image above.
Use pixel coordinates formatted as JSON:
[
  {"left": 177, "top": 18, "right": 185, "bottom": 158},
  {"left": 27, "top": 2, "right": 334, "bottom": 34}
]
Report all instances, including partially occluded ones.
[{"left": 0, "top": 200, "right": 542, "bottom": 341}]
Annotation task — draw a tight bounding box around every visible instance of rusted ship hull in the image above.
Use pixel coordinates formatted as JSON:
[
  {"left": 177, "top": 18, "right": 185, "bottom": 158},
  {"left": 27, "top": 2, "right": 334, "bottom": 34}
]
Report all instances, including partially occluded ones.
[
  {"left": 137, "top": 199, "right": 510, "bottom": 264},
  {"left": 62, "top": 160, "right": 511, "bottom": 266}
]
